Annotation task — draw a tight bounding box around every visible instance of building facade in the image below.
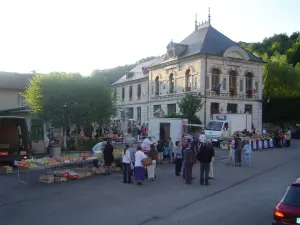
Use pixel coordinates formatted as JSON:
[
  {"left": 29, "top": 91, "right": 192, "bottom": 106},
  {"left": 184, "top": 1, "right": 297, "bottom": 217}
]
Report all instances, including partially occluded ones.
[
  {"left": 112, "top": 14, "right": 264, "bottom": 132},
  {"left": 111, "top": 59, "right": 158, "bottom": 130}
]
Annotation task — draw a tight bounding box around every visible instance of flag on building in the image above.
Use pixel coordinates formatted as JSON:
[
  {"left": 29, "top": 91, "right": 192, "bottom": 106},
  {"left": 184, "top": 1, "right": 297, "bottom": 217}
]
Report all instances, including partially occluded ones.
[{"left": 215, "top": 83, "right": 223, "bottom": 89}]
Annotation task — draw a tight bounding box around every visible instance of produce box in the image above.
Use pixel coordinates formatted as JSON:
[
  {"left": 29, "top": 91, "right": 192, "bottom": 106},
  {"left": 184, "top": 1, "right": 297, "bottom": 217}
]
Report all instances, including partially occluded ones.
[
  {"left": 111, "top": 167, "right": 121, "bottom": 172},
  {"left": 39, "top": 174, "right": 55, "bottom": 183},
  {"left": 95, "top": 167, "right": 106, "bottom": 174},
  {"left": 73, "top": 168, "right": 87, "bottom": 179},
  {"left": 0, "top": 166, "right": 13, "bottom": 175}
]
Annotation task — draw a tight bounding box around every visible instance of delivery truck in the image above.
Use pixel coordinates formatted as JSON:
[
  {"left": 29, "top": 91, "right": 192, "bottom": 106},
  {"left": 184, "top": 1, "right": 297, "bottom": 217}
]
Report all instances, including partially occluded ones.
[{"left": 205, "top": 114, "right": 252, "bottom": 144}]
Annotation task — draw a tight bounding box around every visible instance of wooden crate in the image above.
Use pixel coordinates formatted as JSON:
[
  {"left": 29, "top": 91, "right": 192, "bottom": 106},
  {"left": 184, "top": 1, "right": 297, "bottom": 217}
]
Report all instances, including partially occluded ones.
[
  {"left": 39, "top": 174, "right": 55, "bottom": 183},
  {"left": 0, "top": 166, "right": 13, "bottom": 175}
]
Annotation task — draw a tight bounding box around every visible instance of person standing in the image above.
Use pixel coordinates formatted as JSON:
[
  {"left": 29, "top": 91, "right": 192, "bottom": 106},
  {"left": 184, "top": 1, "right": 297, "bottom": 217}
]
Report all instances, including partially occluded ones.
[
  {"left": 235, "top": 134, "right": 243, "bottom": 167},
  {"left": 183, "top": 140, "right": 196, "bottom": 184},
  {"left": 103, "top": 140, "right": 114, "bottom": 174},
  {"left": 122, "top": 144, "right": 132, "bottom": 183},
  {"left": 228, "top": 136, "right": 236, "bottom": 166},
  {"left": 173, "top": 141, "right": 183, "bottom": 176},
  {"left": 197, "top": 140, "right": 214, "bottom": 185},
  {"left": 199, "top": 131, "right": 206, "bottom": 149},
  {"left": 168, "top": 137, "right": 174, "bottom": 163},
  {"left": 207, "top": 140, "right": 215, "bottom": 179},
  {"left": 286, "top": 127, "right": 291, "bottom": 147},
  {"left": 134, "top": 146, "right": 147, "bottom": 185},
  {"left": 157, "top": 140, "right": 164, "bottom": 164},
  {"left": 146, "top": 144, "right": 157, "bottom": 181},
  {"left": 243, "top": 139, "right": 252, "bottom": 167}
]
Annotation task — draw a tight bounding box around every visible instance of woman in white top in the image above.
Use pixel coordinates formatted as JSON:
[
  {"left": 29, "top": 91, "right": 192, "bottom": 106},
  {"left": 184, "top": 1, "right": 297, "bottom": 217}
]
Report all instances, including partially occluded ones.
[
  {"left": 122, "top": 144, "right": 132, "bottom": 183},
  {"left": 134, "top": 146, "right": 147, "bottom": 185}
]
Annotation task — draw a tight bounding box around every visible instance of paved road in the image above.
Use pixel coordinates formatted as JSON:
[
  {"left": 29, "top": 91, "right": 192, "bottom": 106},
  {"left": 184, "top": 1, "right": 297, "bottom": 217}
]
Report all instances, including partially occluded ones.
[{"left": 1, "top": 142, "right": 300, "bottom": 225}]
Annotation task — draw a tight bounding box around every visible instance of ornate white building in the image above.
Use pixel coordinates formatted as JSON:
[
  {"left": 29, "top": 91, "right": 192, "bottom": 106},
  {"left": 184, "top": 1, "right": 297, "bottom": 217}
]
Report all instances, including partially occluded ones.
[{"left": 111, "top": 12, "right": 264, "bottom": 132}]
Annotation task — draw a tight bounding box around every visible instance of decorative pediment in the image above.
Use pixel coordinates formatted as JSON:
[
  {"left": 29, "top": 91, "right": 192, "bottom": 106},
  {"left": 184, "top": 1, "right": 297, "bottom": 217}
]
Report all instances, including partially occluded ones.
[{"left": 223, "top": 46, "right": 249, "bottom": 61}]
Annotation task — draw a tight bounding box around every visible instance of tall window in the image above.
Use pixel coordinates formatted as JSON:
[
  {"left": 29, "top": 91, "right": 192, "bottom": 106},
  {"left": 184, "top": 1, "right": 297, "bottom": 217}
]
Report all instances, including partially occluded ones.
[
  {"left": 17, "top": 93, "right": 25, "bottom": 106},
  {"left": 137, "top": 84, "right": 141, "bottom": 99},
  {"left": 167, "top": 104, "right": 176, "bottom": 114},
  {"left": 229, "top": 70, "right": 237, "bottom": 89},
  {"left": 129, "top": 86, "right": 133, "bottom": 100},
  {"left": 245, "top": 104, "right": 252, "bottom": 114},
  {"left": 113, "top": 88, "right": 117, "bottom": 100},
  {"left": 169, "top": 73, "right": 174, "bottom": 93},
  {"left": 185, "top": 69, "right": 191, "bottom": 92},
  {"left": 246, "top": 72, "right": 253, "bottom": 91},
  {"left": 137, "top": 107, "right": 141, "bottom": 121},
  {"left": 155, "top": 76, "right": 159, "bottom": 96},
  {"left": 211, "top": 68, "right": 220, "bottom": 90},
  {"left": 227, "top": 103, "right": 237, "bottom": 113},
  {"left": 122, "top": 87, "right": 125, "bottom": 100}
]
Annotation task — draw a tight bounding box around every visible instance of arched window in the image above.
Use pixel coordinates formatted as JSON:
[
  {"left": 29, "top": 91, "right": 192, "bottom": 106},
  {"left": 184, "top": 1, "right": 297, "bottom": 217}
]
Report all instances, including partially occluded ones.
[
  {"left": 211, "top": 68, "right": 220, "bottom": 90},
  {"left": 129, "top": 86, "right": 133, "bottom": 100},
  {"left": 245, "top": 72, "right": 254, "bottom": 97},
  {"left": 155, "top": 76, "right": 159, "bottom": 96},
  {"left": 245, "top": 72, "right": 253, "bottom": 91},
  {"left": 169, "top": 73, "right": 174, "bottom": 93},
  {"left": 229, "top": 70, "right": 237, "bottom": 89},
  {"left": 185, "top": 69, "right": 191, "bottom": 92}
]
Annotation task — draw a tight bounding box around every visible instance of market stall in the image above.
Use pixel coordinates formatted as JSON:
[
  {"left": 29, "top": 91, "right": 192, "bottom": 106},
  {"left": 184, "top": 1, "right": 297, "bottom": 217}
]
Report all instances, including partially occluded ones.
[
  {"left": 14, "top": 153, "right": 98, "bottom": 187},
  {"left": 220, "top": 133, "right": 274, "bottom": 150}
]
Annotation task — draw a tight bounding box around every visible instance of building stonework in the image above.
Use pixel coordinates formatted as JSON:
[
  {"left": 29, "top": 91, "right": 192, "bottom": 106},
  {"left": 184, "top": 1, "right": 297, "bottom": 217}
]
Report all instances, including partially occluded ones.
[{"left": 111, "top": 17, "right": 264, "bottom": 133}]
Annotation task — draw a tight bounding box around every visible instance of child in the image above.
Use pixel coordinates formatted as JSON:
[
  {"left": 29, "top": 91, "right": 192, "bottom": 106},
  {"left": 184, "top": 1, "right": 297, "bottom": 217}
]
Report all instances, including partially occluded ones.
[
  {"left": 243, "top": 139, "right": 252, "bottom": 167},
  {"left": 163, "top": 143, "right": 169, "bottom": 164}
]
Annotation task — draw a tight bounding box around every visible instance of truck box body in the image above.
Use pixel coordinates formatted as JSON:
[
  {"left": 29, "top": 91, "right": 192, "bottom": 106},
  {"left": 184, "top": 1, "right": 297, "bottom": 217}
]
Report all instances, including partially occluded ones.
[{"left": 148, "top": 118, "right": 188, "bottom": 143}]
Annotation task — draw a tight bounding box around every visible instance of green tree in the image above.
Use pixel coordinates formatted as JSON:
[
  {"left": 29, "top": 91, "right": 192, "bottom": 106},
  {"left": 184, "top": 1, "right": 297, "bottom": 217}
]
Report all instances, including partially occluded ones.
[
  {"left": 263, "top": 53, "right": 300, "bottom": 97},
  {"left": 178, "top": 93, "right": 203, "bottom": 123},
  {"left": 23, "top": 72, "right": 116, "bottom": 142}
]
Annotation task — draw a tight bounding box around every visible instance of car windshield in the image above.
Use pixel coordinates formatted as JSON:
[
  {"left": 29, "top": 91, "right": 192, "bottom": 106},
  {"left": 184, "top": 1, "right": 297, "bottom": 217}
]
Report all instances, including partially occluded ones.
[
  {"left": 282, "top": 185, "right": 300, "bottom": 207},
  {"left": 205, "top": 121, "right": 223, "bottom": 131}
]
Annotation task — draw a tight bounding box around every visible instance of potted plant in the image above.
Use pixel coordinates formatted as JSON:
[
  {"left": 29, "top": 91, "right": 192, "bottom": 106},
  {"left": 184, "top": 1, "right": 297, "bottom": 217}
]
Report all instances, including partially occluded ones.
[{"left": 246, "top": 89, "right": 253, "bottom": 98}]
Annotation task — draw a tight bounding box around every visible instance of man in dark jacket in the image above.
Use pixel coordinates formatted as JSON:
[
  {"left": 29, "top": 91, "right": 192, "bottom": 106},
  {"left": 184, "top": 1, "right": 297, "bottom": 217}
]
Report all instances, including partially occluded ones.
[
  {"left": 235, "top": 134, "right": 243, "bottom": 166},
  {"left": 197, "top": 140, "right": 215, "bottom": 185}
]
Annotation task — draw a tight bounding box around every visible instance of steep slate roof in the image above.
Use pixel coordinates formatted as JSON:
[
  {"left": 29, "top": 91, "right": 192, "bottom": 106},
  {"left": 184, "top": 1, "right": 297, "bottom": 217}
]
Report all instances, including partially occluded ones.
[
  {"left": 111, "top": 58, "right": 159, "bottom": 86},
  {"left": 150, "top": 25, "right": 263, "bottom": 67},
  {"left": 0, "top": 72, "right": 32, "bottom": 90}
]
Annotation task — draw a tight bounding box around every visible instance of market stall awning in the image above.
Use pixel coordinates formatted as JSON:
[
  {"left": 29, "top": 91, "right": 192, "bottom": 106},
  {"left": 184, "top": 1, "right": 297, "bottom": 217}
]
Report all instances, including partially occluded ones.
[{"left": 0, "top": 106, "right": 31, "bottom": 115}]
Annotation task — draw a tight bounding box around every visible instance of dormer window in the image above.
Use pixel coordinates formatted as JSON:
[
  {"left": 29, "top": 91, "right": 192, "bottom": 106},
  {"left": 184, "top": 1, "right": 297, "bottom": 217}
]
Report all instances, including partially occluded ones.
[
  {"left": 126, "top": 71, "right": 134, "bottom": 79},
  {"left": 142, "top": 67, "right": 149, "bottom": 75}
]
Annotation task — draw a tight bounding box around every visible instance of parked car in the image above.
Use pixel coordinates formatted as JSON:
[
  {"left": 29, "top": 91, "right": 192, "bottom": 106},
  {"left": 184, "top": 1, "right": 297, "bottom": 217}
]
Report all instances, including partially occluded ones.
[
  {"left": 0, "top": 116, "right": 30, "bottom": 164},
  {"left": 273, "top": 177, "right": 300, "bottom": 224}
]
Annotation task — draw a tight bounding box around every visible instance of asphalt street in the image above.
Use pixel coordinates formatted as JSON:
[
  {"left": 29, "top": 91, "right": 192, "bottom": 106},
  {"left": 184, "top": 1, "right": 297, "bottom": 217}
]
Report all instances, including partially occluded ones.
[{"left": 1, "top": 142, "right": 300, "bottom": 225}]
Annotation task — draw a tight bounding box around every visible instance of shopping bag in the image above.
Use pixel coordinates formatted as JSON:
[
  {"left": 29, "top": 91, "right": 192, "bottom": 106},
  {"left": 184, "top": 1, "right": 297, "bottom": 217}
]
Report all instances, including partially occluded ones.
[{"left": 142, "top": 157, "right": 152, "bottom": 166}]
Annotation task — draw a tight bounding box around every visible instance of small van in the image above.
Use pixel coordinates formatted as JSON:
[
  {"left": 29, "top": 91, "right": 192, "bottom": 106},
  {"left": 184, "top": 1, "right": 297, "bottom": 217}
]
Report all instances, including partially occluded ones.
[{"left": 0, "top": 116, "right": 30, "bottom": 163}]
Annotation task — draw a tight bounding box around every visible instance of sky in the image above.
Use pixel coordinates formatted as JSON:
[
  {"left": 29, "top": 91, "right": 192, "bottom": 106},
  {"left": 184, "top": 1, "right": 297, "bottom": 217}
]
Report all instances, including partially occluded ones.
[{"left": 0, "top": 0, "right": 299, "bottom": 75}]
